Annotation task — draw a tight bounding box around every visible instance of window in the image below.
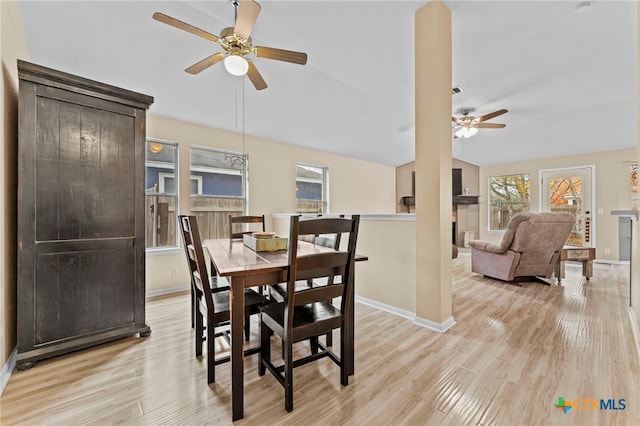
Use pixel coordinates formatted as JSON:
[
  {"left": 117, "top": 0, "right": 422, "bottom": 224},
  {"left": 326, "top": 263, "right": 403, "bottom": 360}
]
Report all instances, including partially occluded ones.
[
  {"left": 159, "top": 174, "right": 202, "bottom": 195},
  {"left": 146, "top": 139, "right": 178, "bottom": 249},
  {"left": 296, "top": 164, "right": 328, "bottom": 214},
  {"left": 489, "top": 173, "right": 530, "bottom": 231},
  {"left": 190, "top": 146, "right": 247, "bottom": 239},
  {"left": 541, "top": 166, "right": 594, "bottom": 247}
]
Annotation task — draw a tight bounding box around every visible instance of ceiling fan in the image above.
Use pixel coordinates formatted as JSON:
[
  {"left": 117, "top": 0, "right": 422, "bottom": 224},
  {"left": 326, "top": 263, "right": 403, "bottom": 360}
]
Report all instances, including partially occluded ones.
[
  {"left": 452, "top": 108, "right": 508, "bottom": 138},
  {"left": 153, "top": 0, "right": 308, "bottom": 91}
]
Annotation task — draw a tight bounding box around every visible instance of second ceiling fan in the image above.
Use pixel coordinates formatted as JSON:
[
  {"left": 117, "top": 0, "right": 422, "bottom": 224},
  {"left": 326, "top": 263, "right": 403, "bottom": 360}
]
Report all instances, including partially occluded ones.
[
  {"left": 153, "top": 0, "right": 307, "bottom": 90},
  {"left": 452, "top": 108, "right": 508, "bottom": 138}
]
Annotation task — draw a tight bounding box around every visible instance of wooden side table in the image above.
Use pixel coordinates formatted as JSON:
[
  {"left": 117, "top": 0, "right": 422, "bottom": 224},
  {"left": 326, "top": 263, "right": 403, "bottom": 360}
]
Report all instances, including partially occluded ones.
[{"left": 556, "top": 246, "right": 596, "bottom": 283}]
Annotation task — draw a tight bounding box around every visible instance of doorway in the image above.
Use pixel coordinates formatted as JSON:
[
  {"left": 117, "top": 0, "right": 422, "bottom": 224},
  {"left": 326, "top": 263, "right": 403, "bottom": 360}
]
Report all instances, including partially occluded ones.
[{"left": 540, "top": 166, "right": 595, "bottom": 248}]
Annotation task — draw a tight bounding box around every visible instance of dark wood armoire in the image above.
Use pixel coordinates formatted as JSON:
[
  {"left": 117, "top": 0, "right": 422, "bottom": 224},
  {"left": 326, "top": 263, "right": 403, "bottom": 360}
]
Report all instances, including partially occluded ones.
[{"left": 16, "top": 60, "right": 154, "bottom": 369}]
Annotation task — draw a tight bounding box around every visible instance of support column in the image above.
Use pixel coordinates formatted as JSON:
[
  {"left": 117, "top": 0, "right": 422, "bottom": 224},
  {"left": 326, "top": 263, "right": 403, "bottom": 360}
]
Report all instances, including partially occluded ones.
[
  {"left": 632, "top": 1, "right": 640, "bottom": 319},
  {"left": 414, "top": 1, "right": 454, "bottom": 331}
]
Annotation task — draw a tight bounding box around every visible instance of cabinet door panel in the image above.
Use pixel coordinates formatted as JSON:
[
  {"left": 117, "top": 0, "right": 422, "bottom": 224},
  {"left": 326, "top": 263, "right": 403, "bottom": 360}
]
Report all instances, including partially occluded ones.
[
  {"left": 79, "top": 106, "right": 103, "bottom": 238},
  {"left": 35, "top": 99, "right": 136, "bottom": 241},
  {"left": 35, "top": 97, "right": 61, "bottom": 241},
  {"left": 35, "top": 247, "right": 135, "bottom": 345},
  {"left": 58, "top": 102, "right": 83, "bottom": 240}
]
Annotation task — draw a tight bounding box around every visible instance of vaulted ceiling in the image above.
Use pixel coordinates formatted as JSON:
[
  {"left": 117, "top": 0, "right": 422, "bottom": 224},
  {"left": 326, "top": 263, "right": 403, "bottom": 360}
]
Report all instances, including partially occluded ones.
[{"left": 17, "top": 1, "right": 638, "bottom": 167}]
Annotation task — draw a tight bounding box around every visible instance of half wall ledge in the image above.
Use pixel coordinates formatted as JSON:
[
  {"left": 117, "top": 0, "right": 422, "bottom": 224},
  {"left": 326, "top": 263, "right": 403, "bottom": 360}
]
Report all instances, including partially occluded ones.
[{"left": 611, "top": 210, "right": 638, "bottom": 220}]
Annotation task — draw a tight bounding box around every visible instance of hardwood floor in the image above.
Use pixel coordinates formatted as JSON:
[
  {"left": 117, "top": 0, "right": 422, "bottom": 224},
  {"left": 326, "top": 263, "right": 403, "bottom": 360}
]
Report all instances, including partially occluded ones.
[{"left": 1, "top": 254, "right": 638, "bottom": 425}]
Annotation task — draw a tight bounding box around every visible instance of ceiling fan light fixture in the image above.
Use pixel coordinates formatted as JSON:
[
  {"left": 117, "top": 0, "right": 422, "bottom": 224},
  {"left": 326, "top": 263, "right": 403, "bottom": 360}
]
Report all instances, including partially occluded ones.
[
  {"left": 455, "top": 126, "right": 478, "bottom": 139},
  {"left": 224, "top": 54, "right": 249, "bottom": 76}
]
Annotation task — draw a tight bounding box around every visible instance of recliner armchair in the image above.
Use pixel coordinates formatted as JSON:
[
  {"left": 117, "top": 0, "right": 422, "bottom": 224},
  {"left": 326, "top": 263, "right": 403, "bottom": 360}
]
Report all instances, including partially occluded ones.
[{"left": 469, "top": 212, "right": 575, "bottom": 283}]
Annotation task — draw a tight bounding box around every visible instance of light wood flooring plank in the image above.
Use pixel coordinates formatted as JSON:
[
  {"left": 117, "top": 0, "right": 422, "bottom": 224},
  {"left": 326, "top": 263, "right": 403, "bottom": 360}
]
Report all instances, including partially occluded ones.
[{"left": 1, "top": 256, "right": 639, "bottom": 425}]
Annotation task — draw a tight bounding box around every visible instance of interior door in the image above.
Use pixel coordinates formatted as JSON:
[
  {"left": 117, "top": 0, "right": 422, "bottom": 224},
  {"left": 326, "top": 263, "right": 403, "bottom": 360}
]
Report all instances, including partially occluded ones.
[{"left": 541, "top": 166, "right": 594, "bottom": 248}]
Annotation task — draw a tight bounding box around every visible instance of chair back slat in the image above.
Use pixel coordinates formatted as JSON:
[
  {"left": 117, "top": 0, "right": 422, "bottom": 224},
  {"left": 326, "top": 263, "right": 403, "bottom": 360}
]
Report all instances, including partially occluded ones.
[
  {"left": 294, "top": 252, "right": 348, "bottom": 281},
  {"left": 293, "top": 284, "right": 345, "bottom": 307},
  {"left": 229, "top": 214, "right": 266, "bottom": 239},
  {"left": 187, "top": 244, "right": 197, "bottom": 262},
  {"left": 298, "top": 217, "right": 352, "bottom": 237},
  {"left": 193, "top": 270, "right": 204, "bottom": 293}
]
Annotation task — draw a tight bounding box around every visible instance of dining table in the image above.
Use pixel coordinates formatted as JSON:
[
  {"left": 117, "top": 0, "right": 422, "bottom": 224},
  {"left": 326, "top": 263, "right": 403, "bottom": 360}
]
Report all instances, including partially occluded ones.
[{"left": 203, "top": 237, "right": 367, "bottom": 421}]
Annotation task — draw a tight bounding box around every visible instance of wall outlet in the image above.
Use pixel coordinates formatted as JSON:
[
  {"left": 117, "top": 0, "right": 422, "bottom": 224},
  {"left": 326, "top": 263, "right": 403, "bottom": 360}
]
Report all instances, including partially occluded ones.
[
  {"left": 172, "top": 268, "right": 178, "bottom": 278},
  {"left": 604, "top": 248, "right": 611, "bottom": 255}
]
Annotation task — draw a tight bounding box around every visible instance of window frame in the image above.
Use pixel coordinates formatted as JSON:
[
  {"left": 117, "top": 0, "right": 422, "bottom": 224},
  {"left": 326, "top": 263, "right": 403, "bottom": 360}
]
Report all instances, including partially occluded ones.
[
  {"left": 295, "top": 163, "right": 329, "bottom": 214},
  {"left": 158, "top": 173, "right": 203, "bottom": 196},
  {"left": 145, "top": 138, "right": 179, "bottom": 251}
]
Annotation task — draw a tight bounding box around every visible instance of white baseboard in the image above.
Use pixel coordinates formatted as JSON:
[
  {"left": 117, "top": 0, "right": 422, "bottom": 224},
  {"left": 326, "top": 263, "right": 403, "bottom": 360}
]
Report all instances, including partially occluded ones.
[
  {"left": 355, "top": 295, "right": 415, "bottom": 321},
  {"left": 414, "top": 315, "right": 456, "bottom": 333},
  {"left": 146, "top": 285, "right": 190, "bottom": 299},
  {"left": 355, "top": 295, "right": 455, "bottom": 333},
  {"left": 1, "top": 348, "right": 17, "bottom": 396}
]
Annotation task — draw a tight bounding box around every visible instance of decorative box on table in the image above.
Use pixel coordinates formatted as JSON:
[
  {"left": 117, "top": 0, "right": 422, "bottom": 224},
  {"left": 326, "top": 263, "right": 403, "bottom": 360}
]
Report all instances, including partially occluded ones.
[{"left": 243, "top": 233, "right": 288, "bottom": 252}]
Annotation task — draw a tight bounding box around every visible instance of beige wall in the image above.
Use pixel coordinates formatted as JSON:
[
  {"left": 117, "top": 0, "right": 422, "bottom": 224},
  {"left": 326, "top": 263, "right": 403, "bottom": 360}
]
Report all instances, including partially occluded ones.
[
  {"left": 273, "top": 215, "right": 417, "bottom": 314},
  {"left": 397, "top": 158, "right": 479, "bottom": 246},
  {"left": 478, "top": 148, "right": 635, "bottom": 262},
  {"left": 146, "top": 115, "right": 397, "bottom": 295},
  {"left": 1, "top": 0, "right": 29, "bottom": 381},
  {"left": 396, "top": 161, "right": 415, "bottom": 213},
  {"left": 635, "top": 2, "right": 640, "bottom": 321},
  {"left": 355, "top": 219, "right": 417, "bottom": 313}
]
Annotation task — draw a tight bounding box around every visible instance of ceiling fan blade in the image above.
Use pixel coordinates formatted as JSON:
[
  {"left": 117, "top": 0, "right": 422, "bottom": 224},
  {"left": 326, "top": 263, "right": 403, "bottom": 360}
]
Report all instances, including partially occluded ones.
[
  {"left": 185, "top": 52, "right": 225, "bottom": 74},
  {"left": 452, "top": 116, "right": 463, "bottom": 125},
  {"left": 254, "top": 46, "right": 308, "bottom": 65},
  {"left": 247, "top": 60, "right": 267, "bottom": 90},
  {"left": 477, "top": 108, "right": 508, "bottom": 123},
  {"left": 475, "top": 122, "right": 506, "bottom": 129},
  {"left": 153, "top": 12, "right": 219, "bottom": 43},
  {"left": 234, "top": 0, "right": 261, "bottom": 40}
]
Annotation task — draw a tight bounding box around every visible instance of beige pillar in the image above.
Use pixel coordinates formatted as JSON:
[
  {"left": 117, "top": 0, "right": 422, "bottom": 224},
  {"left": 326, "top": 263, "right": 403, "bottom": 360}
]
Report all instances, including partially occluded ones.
[
  {"left": 414, "top": 1, "right": 454, "bottom": 331},
  {"left": 633, "top": 1, "right": 640, "bottom": 319}
]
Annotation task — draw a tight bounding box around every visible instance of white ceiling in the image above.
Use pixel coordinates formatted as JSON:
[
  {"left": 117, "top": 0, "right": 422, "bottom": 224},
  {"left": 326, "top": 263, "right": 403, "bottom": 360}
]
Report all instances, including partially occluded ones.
[{"left": 17, "top": 0, "right": 638, "bottom": 167}]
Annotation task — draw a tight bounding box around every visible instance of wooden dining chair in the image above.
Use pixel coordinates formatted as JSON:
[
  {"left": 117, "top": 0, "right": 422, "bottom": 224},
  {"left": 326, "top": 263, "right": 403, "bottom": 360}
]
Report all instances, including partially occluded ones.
[
  {"left": 229, "top": 214, "right": 270, "bottom": 298},
  {"left": 270, "top": 214, "right": 344, "bottom": 346},
  {"left": 258, "top": 214, "right": 360, "bottom": 412},
  {"left": 229, "top": 214, "right": 266, "bottom": 239},
  {"left": 178, "top": 215, "right": 269, "bottom": 383},
  {"left": 179, "top": 215, "right": 229, "bottom": 329}
]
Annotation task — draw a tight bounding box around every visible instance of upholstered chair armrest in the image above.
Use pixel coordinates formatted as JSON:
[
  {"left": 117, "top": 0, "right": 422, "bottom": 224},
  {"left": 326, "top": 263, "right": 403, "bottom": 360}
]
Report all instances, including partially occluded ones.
[
  {"left": 468, "top": 240, "right": 508, "bottom": 254},
  {"left": 470, "top": 247, "right": 520, "bottom": 281}
]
